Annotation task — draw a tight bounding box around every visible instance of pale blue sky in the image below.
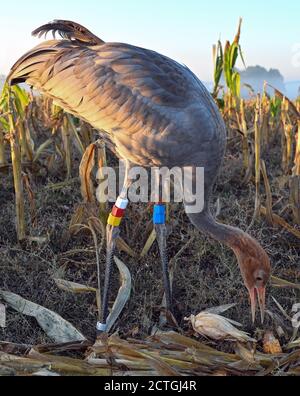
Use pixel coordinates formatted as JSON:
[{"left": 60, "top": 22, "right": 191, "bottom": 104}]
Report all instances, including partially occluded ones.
[{"left": 1, "top": 0, "right": 299, "bottom": 81}]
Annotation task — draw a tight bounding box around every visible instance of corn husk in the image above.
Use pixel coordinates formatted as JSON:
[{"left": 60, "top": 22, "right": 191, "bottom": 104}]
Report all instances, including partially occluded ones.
[{"left": 185, "top": 312, "right": 256, "bottom": 343}]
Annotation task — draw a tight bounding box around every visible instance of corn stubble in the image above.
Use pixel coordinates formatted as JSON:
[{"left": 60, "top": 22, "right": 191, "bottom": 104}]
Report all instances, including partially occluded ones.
[{"left": 1, "top": 19, "right": 300, "bottom": 376}]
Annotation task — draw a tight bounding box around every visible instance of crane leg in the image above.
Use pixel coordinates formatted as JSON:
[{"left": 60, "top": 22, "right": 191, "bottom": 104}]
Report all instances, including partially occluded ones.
[
  {"left": 154, "top": 204, "right": 172, "bottom": 313},
  {"left": 97, "top": 162, "right": 131, "bottom": 334}
]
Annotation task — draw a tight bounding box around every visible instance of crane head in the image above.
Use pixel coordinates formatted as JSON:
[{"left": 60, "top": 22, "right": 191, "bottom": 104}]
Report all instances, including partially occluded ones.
[{"left": 232, "top": 234, "right": 271, "bottom": 324}]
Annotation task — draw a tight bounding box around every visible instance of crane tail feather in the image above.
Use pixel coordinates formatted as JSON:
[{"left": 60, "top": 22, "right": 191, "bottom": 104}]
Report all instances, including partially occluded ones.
[{"left": 32, "top": 20, "right": 105, "bottom": 46}]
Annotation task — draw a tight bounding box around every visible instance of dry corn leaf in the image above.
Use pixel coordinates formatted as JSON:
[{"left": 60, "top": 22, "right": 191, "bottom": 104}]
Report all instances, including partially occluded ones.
[
  {"left": 271, "top": 276, "right": 300, "bottom": 291},
  {"left": 261, "top": 206, "right": 300, "bottom": 239},
  {"left": 185, "top": 312, "right": 256, "bottom": 343},
  {"left": 286, "top": 339, "right": 300, "bottom": 350},
  {"left": 33, "top": 138, "right": 54, "bottom": 162},
  {"left": 116, "top": 237, "right": 137, "bottom": 258},
  {"left": 261, "top": 160, "right": 274, "bottom": 225},
  {"left": 79, "top": 143, "right": 96, "bottom": 203},
  {"left": 0, "top": 303, "right": 6, "bottom": 328},
  {"left": 44, "top": 178, "right": 78, "bottom": 191},
  {"left": 137, "top": 350, "right": 181, "bottom": 376},
  {"left": 271, "top": 296, "right": 292, "bottom": 321},
  {"left": 26, "top": 236, "right": 48, "bottom": 244},
  {"left": 105, "top": 257, "right": 132, "bottom": 333},
  {"left": 66, "top": 114, "right": 85, "bottom": 155},
  {"left": 0, "top": 290, "right": 86, "bottom": 343},
  {"left": 32, "top": 369, "right": 61, "bottom": 377},
  {"left": 54, "top": 279, "right": 97, "bottom": 294},
  {"left": 140, "top": 229, "right": 156, "bottom": 258},
  {"left": 263, "top": 331, "right": 282, "bottom": 355},
  {"left": 152, "top": 330, "right": 218, "bottom": 352},
  {"left": 0, "top": 365, "right": 16, "bottom": 376},
  {"left": 205, "top": 303, "right": 237, "bottom": 315},
  {"left": 267, "top": 83, "right": 300, "bottom": 119}
]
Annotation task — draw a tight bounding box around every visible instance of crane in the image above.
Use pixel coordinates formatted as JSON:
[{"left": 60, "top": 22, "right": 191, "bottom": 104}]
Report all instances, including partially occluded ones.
[{"left": 8, "top": 20, "right": 271, "bottom": 332}]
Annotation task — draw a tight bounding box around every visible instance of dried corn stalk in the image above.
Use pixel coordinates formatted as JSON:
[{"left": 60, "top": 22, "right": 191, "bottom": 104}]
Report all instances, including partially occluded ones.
[
  {"left": 261, "top": 160, "right": 273, "bottom": 225},
  {"left": 290, "top": 121, "right": 300, "bottom": 224},
  {"left": 8, "top": 99, "right": 26, "bottom": 240},
  {"left": 240, "top": 99, "right": 250, "bottom": 173},
  {"left": 254, "top": 95, "right": 262, "bottom": 220}
]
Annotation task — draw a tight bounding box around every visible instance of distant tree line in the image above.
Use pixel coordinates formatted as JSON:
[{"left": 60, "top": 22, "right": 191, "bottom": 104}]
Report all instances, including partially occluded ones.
[{"left": 239, "top": 65, "right": 286, "bottom": 95}]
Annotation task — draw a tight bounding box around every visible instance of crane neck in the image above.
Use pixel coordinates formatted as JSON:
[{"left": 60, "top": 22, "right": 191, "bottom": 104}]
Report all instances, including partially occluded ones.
[
  {"left": 186, "top": 209, "right": 245, "bottom": 251},
  {"left": 185, "top": 207, "right": 271, "bottom": 296}
]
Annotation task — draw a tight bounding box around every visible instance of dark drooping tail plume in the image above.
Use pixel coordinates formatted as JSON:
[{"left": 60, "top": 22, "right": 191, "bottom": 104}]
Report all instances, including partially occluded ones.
[{"left": 32, "top": 20, "right": 105, "bottom": 46}]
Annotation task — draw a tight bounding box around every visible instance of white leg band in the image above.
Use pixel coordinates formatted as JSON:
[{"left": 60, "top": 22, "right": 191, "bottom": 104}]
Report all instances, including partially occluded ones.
[
  {"left": 116, "top": 197, "right": 129, "bottom": 210},
  {"left": 96, "top": 322, "right": 107, "bottom": 332}
]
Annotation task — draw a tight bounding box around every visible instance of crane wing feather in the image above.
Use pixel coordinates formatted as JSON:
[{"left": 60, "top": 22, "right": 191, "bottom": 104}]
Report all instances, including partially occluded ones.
[{"left": 8, "top": 22, "right": 224, "bottom": 165}]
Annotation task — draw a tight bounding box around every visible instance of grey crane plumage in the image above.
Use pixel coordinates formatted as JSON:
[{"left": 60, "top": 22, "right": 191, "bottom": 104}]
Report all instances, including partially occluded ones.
[{"left": 8, "top": 20, "right": 271, "bottom": 327}]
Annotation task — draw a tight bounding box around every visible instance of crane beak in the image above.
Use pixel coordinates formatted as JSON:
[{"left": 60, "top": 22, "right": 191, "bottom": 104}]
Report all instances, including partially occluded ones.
[{"left": 249, "top": 286, "right": 266, "bottom": 324}]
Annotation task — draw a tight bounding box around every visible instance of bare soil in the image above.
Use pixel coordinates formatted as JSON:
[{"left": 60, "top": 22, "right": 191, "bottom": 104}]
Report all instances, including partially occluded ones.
[{"left": 1, "top": 142, "right": 299, "bottom": 347}]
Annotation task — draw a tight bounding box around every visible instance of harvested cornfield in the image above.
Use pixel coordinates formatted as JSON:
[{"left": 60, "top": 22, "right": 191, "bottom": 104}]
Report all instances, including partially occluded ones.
[{"left": 1, "top": 17, "right": 300, "bottom": 377}]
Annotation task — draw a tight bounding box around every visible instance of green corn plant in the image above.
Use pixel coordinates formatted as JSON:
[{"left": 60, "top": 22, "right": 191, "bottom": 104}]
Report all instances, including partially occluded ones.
[
  {"left": 270, "top": 96, "right": 282, "bottom": 119},
  {"left": 0, "top": 118, "right": 7, "bottom": 166},
  {"left": 0, "top": 83, "right": 32, "bottom": 162},
  {"left": 0, "top": 85, "right": 10, "bottom": 165},
  {"left": 223, "top": 18, "right": 245, "bottom": 101},
  {"left": 212, "top": 18, "right": 245, "bottom": 112},
  {"left": 212, "top": 40, "right": 224, "bottom": 99},
  {"left": 0, "top": 83, "right": 27, "bottom": 240}
]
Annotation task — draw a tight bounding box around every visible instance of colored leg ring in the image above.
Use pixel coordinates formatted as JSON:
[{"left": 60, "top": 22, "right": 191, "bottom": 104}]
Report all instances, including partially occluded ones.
[
  {"left": 153, "top": 204, "right": 166, "bottom": 225},
  {"left": 112, "top": 206, "right": 125, "bottom": 218},
  {"left": 108, "top": 214, "right": 122, "bottom": 227},
  {"left": 116, "top": 197, "right": 129, "bottom": 210}
]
